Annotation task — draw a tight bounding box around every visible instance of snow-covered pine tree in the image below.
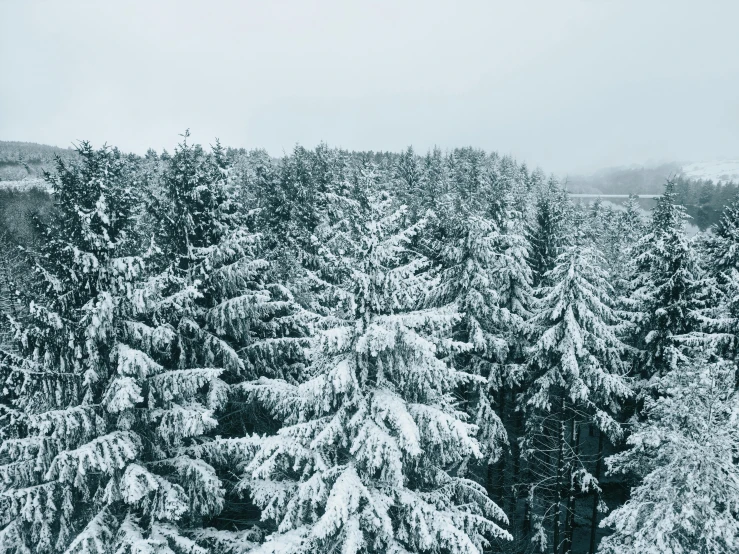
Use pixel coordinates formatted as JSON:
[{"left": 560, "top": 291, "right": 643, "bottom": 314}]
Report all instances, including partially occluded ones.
[
  {"left": 618, "top": 196, "right": 647, "bottom": 245},
  {"left": 151, "top": 132, "right": 239, "bottom": 273},
  {"left": 426, "top": 190, "right": 537, "bottom": 552},
  {"left": 140, "top": 132, "right": 250, "bottom": 390},
  {"left": 598, "top": 356, "right": 739, "bottom": 554},
  {"left": 0, "top": 231, "right": 24, "bottom": 332},
  {"left": 238, "top": 198, "right": 511, "bottom": 554},
  {"left": 626, "top": 180, "right": 715, "bottom": 377},
  {"left": 605, "top": 195, "right": 647, "bottom": 297},
  {"left": 486, "top": 166, "right": 536, "bottom": 552},
  {"left": 139, "top": 135, "right": 320, "bottom": 552},
  {"left": 427, "top": 150, "right": 537, "bottom": 551},
  {"left": 523, "top": 220, "right": 632, "bottom": 554},
  {"left": 424, "top": 212, "right": 510, "bottom": 494},
  {"left": 424, "top": 160, "right": 535, "bottom": 510},
  {"left": 702, "top": 195, "right": 739, "bottom": 358},
  {"left": 259, "top": 145, "right": 366, "bottom": 319},
  {"left": 707, "top": 194, "right": 739, "bottom": 276},
  {"left": 480, "top": 155, "right": 535, "bottom": 364},
  {"left": 446, "top": 148, "right": 491, "bottom": 217},
  {"left": 420, "top": 147, "right": 452, "bottom": 214},
  {"left": 526, "top": 167, "right": 547, "bottom": 196},
  {"left": 395, "top": 146, "right": 427, "bottom": 218},
  {"left": 529, "top": 179, "right": 570, "bottom": 288},
  {"left": 582, "top": 199, "right": 620, "bottom": 268},
  {"left": 488, "top": 156, "right": 530, "bottom": 230},
  {"left": 585, "top": 198, "right": 607, "bottom": 239},
  {"left": 0, "top": 143, "right": 231, "bottom": 554},
  {"left": 227, "top": 147, "right": 276, "bottom": 220},
  {"left": 147, "top": 132, "right": 312, "bottom": 384},
  {"left": 196, "top": 229, "right": 314, "bottom": 384},
  {"left": 307, "top": 146, "right": 369, "bottom": 310}
]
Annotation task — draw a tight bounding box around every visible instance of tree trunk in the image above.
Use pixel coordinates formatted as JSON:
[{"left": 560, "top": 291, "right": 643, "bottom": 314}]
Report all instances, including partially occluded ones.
[
  {"left": 522, "top": 486, "right": 531, "bottom": 554},
  {"left": 497, "top": 387, "right": 507, "bottom": 508},
  {"left": 589, "top": 430, "right": 605, "bottom": 554},
  {"left": 553, "top": 397, "right": 566, "bottom": 554},
  {"left": 486, "top": 461, "right": 495, "bottom": 500},
  {"left": 512, "top": 393, "right": 524, "bottom": 552},
  {"left": 484, "top": 380, "right": 496, "bottom": 501},
  {"left": 563, "top": 417, "right": 580, "bottom": 554}
]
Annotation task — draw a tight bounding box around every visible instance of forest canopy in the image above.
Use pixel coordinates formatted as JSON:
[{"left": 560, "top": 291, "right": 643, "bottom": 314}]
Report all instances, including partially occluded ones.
[{"left": 1, "top": 137, "right": 739, "bottom": 554}]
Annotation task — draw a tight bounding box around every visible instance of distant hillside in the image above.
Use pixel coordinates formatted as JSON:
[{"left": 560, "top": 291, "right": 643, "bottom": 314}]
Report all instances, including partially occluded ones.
[
  {"left": 0, "top": 140, "right": 79, "bottom": 180},
  {"left": 565, "top": 160, "right": 739, "bottom": 195},
  {"left": 682, "top": 160, "right": 739, "bottom": 184},
  {"left": 564, "top": 163, "right": 683, "bottom": 195},
  {"left": 565, "top": 161, "right": 739, "bottom": 230}
]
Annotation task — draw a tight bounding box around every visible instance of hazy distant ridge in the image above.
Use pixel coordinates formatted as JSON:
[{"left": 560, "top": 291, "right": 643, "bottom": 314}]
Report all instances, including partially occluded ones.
[
  {"left": 681, "top": 160, "right": 739, "bottom": 184},
  {"left": 0, "top": 140, "right": 78, "bottom": 181},
  {"left": 566, "top": 160, "right": 739, "bottom": 195}
]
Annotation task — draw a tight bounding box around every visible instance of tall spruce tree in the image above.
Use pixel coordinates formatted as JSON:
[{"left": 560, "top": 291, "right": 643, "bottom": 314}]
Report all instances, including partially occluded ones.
[
  {"left": 489, "top": 175, "right": 536, "bottom": 554},
  {"left": 259, "top": 145, "right": 367, "bottom": 319},
  {"left": 523, "top": 220, "right": 632, "bottom": 554},
  {"left": 428, "top": 205, "right": 536, "bottom": 552},
  {"left": 599, "top": 356, "right": 739, "bottom": 554},
  {"left": 425, "top": 212, "right": 509, "bottom": 489},
  {"left": 529, "top": 180, "right": 569, "bottom": 288},
  {"left": 607, "top": 196, "right": 647, "bottom": 297},
  {"left": 626, "top": 180, "right": 714, "bottom": 377},
  {"left": 703, "top": 195, "right": 739, "bottom": 358},
  {"left": 238, "top": 199, "right": 510, "bottom": 554},
  {"left": 143, "top": 136, "right": 318, "bottom": 552},
  {"left": 0, "top": 144, "right": 232, "bottom": 554}
]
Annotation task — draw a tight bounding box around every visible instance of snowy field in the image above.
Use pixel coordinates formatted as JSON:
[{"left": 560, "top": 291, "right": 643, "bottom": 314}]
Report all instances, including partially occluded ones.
[{"left": 681, "top": 160, "right": 739, "bottom": 183}]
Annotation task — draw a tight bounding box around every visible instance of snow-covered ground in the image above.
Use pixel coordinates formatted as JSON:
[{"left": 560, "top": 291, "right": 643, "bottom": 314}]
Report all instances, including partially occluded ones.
[{"left": 681, "top": 160, "right": 739, "bottom": 183}]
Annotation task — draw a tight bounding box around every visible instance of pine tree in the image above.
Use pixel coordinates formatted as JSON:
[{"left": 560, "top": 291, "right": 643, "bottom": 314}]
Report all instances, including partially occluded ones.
[
  {"left": 626, "top": 180, "right": 714, "bottom": 377},
  {"left": 703, "top": 195, "right": 739, "bottom": 358},
  {"left": 395, "top": 146, "right": 426, "bottom": 217},
  {"left": 420, "top": 147, "right": 452, "bottom": 213},
  {"left": 425, "top": 212, "right": 509, "bottom": 484},
  {"left": 490, "top": 156, "right": 532, "bottom": 231},
  {"left": 431, "top": 204, "right": 538, "bottom": 551},
  {"left": 0, "top": 231, "right": 24, "bottom": 331},
  {"left": 449, "top": 148, "right": 488, "bottom": 214},
  {"left": 488, "top": 178, "right": 536, "bottom": 553},
  {"left": 523, "top": 222, "right": 632, "bottom": 554},
  {"left": 529, "top": 180, "right": 569, "bottom": 288},
  {"left": 606, "top": 196, "right": 647, "bottom": 296},
  {"left": 0, "top": 143, "right": 229, "bottom": 554},
  {"left": 259, "top": 145, "right": 367, "bottom": 318},
  {"left": 599, "top": 356, "right": 739, "bottom": 554},
  {"left": 238, "top": 200, "right": 511, "bottom": 554},
  {"left": 152, "top": 131, "right": 238, "bottom": 273},
  {"left": 708, "top": 195, "right": 739, "bottom": 276},
  {"left": 142, "top": 136, "right": 318, "bottom": 552}
]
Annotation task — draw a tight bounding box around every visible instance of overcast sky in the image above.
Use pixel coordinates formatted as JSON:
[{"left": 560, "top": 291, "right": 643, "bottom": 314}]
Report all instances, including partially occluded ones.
[{"left": 1, "top": 0, "right": 737, "bottom": 174}]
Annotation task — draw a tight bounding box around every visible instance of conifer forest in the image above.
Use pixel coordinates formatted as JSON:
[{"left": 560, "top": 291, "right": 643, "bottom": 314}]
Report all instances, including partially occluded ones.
[{"left": 1, "top": 137, "right": 738, "bottom": 554}]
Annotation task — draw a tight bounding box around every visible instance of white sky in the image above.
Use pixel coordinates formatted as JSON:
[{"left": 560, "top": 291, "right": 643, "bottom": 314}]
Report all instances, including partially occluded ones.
[{"left": 1, "top": 0, "right": 738, "bottom": 174}]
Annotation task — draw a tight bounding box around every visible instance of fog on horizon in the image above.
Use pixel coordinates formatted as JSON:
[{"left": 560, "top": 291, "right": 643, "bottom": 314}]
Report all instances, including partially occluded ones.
[{"left": 1, "top": 0, "right": 737, "bottom": 175}]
